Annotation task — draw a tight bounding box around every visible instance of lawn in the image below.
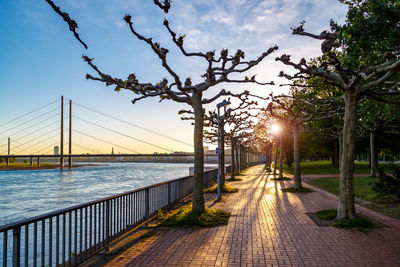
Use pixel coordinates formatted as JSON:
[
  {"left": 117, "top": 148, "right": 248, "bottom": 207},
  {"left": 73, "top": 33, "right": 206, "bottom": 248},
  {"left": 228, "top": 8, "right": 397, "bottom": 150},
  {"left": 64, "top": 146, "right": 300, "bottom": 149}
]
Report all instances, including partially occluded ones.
[
  {"left": 0, "top": 162, "right": 57, "bottom": 169},
  {"left": 308, "top": 176, "right": 378, "bottom": 201},
  {"left": 308, "top": 176, "right": 400, "bottom": 220},
  {"left": 282, "top": 160, "right": 395, "bottom": 175}
]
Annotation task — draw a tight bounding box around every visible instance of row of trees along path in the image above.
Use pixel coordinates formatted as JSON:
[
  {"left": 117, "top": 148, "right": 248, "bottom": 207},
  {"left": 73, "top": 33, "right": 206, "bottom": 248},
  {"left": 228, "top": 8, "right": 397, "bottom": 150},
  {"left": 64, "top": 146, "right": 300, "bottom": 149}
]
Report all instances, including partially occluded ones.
[
  {"left": 44, "top": 0, "right": 400, "bottom": 221},
  {"left": 44, "top": 0, "right": 277, "bottom": 214},
  {"left": 275, "top": 0, "right": 400, "bottom": 219}
]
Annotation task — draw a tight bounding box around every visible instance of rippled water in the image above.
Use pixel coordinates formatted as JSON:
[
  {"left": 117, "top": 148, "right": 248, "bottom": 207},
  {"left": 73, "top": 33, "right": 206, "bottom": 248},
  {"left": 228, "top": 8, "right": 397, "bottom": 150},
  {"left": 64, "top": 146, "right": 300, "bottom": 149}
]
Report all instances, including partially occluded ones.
[{"left": 0, "top": 162, "right": 215, "bottom": 226}]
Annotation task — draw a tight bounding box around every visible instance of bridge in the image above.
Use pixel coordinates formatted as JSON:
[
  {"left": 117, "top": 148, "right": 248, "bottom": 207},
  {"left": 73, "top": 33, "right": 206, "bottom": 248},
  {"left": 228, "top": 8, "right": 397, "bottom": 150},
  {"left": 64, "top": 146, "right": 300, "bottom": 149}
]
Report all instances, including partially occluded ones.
[{"left": 0, "top": 96, "right": 203, "bottom": 168}]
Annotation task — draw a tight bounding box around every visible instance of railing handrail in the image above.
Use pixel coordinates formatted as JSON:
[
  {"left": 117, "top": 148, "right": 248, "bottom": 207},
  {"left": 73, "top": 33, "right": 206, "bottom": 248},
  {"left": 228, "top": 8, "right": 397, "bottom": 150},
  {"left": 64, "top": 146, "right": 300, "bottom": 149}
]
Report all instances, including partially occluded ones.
[{"left": 0, "top": 167, "right": 218, "bottom": 232}]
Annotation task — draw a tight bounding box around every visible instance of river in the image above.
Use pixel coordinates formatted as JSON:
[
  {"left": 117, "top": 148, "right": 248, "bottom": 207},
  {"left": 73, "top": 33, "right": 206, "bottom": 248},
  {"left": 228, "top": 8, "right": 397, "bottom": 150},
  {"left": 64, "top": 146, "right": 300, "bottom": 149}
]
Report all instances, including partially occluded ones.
[{"left": 0, "top": 162, "right": 215, "bottom": 226}]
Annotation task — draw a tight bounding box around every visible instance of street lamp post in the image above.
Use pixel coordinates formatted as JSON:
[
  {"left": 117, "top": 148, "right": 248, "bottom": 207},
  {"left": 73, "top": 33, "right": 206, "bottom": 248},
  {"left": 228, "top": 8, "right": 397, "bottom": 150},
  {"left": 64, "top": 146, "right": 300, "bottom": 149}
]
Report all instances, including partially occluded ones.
[
  {"left": 279, "top": 134, "right": 283, "bottom": 179},
  {"left": 217, "top": 100, "right": 231, "bottom": 200},
  {"left": 271, "top": 124, "right": 281, "bottom": 177}
]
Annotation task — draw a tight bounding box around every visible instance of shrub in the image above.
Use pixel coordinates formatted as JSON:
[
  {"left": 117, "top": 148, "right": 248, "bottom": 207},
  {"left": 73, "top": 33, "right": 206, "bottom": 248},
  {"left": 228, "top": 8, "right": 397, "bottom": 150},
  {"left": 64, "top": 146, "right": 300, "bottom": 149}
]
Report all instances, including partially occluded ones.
[
  {"left": 372, "top": 165, "right": 400, "bottom": 199},
  {"left": 316, "top": 209, "right": 337, "bottom": 220}
]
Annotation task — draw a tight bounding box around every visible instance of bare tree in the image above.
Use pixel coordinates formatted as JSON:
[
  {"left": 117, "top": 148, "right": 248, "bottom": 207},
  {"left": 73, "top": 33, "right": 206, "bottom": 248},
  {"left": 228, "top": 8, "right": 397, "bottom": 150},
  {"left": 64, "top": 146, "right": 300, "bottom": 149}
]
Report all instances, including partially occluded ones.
[
  {"left": 182, "top": 98, "right": 257, "bottom": 184},
  {"left": 45, "top": 0, "right": 278, "bottom": 214},
  {"left": 204, "top": 101, "right": 256, "bottom": 181},
  {"left": 276, "top": 21, "right": 400, "bottom": 219}
]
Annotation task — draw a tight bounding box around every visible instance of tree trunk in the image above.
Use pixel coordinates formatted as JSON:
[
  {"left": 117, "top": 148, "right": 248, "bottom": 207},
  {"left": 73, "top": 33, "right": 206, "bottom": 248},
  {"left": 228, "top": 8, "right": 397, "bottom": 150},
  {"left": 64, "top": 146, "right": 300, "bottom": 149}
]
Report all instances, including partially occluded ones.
[
  {"left": 370, "top": 131, "right": 377, "bottom": 177},
  {"left": 231, "top": 137, "right": 235, "bottom": 180},
  {"left": 240, "top": 145, "right": 244, "bottom": 169},
  {"left": 192, "top": 93, "right": 205, "bottom": 214},
  {"left": 274, "top": 140, "right": 278, "bottom": 176},
  {"left": 235, "top": 143, "right": 240, "bottom": 174},
  {"left": 338, "top": 133, "right": 342, "bottom": 169},
  {"left": 337, "top": 91, "right": 358, "bottom": 220},
  {"left": 269, "top": 144, "right": 273, "bottom": 171},
  {"left": 279, "top": 135, "right": 283, "bottom": 179},
  {"left": 220, "top": 119, "right": 226, "bottom": 186},
  {"left": 332, "top": 140, "right": 339, "bottom": 169},
  {"left": 293, "top": 123, "right": 302, "bottom": 190}
]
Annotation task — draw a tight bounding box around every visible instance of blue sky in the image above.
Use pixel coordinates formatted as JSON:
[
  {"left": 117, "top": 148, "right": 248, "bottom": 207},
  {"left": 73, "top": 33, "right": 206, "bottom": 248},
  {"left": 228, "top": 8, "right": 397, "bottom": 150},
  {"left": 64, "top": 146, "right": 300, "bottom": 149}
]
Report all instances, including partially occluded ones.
[{"left": 0, "top": 0, "right": 348, "bottom": 154}]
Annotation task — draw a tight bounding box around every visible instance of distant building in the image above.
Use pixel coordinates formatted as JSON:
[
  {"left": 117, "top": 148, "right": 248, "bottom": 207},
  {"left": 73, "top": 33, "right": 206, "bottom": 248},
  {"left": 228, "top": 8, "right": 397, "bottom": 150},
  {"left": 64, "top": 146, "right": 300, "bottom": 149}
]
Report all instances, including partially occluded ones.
[{"left": 54, "top": 146, "right": 59, "bottom": 155}]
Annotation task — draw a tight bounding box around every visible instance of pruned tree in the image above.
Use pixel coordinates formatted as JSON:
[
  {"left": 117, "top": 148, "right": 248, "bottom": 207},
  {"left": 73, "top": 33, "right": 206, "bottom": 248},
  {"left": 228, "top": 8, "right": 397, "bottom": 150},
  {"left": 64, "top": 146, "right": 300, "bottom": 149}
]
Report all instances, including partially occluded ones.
[
  {"left": 276, "top": 0, "right": 400, "bottom": 219},
  {"left": 183, "top": 98, "right": 257, "bottom": 183},
  {"left": 45, "top": 0, "right": 278, "bottom": 214},
  {"left": 261, "top": 90, "right": 338, "bottom": 189}
]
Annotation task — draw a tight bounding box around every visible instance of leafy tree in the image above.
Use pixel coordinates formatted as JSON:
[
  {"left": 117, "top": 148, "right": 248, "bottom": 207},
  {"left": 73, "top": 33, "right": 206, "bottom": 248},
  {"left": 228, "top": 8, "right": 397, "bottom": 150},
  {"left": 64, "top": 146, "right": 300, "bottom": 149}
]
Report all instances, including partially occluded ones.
[
  {"left": 276, "top": 0, "right": 400, "bottom": 219},
  {"left": 372, "top": 165, "right": 400, "bottom": 200},
  {"left": 262, "top": 89, "right": 336, "bottom": 189}
]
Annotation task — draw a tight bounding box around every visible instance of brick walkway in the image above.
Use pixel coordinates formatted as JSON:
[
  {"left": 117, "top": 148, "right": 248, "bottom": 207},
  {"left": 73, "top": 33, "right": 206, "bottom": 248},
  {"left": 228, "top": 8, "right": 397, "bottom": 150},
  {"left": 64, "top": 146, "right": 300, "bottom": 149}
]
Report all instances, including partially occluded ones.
[{"left": 105, "top": 165, "right": 400, "bottom": 267}]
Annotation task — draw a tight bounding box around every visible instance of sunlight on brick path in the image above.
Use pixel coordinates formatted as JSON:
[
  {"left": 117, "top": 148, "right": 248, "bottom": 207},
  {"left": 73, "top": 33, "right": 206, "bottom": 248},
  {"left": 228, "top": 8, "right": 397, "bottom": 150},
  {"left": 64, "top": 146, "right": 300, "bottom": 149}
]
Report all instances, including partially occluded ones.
[{"left": 105, "top": 165, "right": 400, "bottom": 266}]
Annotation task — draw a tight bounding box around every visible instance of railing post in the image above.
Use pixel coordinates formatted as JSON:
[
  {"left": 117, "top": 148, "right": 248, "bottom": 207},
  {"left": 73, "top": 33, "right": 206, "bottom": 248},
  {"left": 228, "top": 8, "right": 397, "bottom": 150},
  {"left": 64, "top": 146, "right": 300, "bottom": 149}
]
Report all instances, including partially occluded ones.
[
  {"left": 30, "top": 156, "right": 33, "bottom": 167},
  {"left": 3, "top": 231, "right": 8, "bottom": 267},
  {"left": 105, "top": 200, "right": 110, "bottom": 251},
  {"left": 168, "top": 182, "right": 171, "bottom": 208},
  {"left": 145, "top": 189, "right": 149, "bottom": 219},
  {"left": 13, "top": 227, "right": 21, "bottom": 267}
]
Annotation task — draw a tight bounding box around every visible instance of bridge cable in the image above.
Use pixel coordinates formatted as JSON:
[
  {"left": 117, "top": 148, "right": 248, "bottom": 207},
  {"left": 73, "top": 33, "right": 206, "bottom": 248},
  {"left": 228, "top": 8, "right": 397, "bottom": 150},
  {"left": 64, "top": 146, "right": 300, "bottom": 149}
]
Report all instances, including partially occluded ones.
[
  {"left": 0, "top": 99, "right": 59, "bottom": 128},
  {"left": 3, "top": 119, "right": 60, "bottom": 144},
  {"left": 72, "top": 129, "right": 147, "bottom": 153},
  {"left": 33, "top": 141, "right": 63, "bottom": 155},
  {"left": 73, "top": 143, "right": 105, "bottom": 154},
  {"left": 72, "top": 116, "right": 174, "bottom": 152},
  {"left": 0, "top": 113, "right": 60, "bottom": 142},
  {"left": 12, "top": 130, "right": 60, "bottom": 154},
  {"left": 73, "top": 102, "right": 193, "bottom": 147},
  {"left": 0, "top": 108, "right": 60, "bottom": 136}
]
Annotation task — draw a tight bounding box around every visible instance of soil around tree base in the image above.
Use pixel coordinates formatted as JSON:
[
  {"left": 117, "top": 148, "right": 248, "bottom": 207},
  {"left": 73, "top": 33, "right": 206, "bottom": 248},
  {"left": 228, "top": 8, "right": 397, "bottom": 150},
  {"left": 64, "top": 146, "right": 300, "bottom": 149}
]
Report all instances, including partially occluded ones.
[{"left": 306, "top": 212, "right": 388, "bottom": 228}]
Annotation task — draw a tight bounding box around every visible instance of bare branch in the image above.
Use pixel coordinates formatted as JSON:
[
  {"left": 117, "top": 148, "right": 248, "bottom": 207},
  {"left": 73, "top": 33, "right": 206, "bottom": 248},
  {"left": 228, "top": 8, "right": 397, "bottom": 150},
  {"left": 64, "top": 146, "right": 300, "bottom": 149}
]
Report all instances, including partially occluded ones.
[
  {"left": 44, "top": 0, "right": 88, "bottom": 49},
  {"left": 153, "top": 0, "right": 171, "bottom": 13}
]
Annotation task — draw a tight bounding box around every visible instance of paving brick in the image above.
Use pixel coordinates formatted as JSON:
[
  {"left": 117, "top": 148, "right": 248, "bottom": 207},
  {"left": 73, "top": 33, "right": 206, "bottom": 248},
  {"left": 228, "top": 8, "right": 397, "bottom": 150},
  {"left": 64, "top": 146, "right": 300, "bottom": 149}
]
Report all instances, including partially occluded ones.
[{"left": 104, "top": 165, "right": 400, "bottom": 267}]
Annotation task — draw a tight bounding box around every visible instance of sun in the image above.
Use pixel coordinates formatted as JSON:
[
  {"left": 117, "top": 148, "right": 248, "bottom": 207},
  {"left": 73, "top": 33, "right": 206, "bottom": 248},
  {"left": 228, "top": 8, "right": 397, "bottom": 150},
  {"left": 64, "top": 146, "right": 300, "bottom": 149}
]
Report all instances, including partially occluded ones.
[{"left": 271, "top": 124, "right": 281, "bottom": 135}]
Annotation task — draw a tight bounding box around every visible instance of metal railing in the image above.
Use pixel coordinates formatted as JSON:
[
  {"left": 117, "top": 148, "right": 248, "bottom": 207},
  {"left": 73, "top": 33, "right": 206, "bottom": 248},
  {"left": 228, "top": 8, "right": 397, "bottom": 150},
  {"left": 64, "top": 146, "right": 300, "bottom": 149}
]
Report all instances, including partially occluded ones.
[{"left": 0, "top": 166, "right": 230, "bottom": 266}]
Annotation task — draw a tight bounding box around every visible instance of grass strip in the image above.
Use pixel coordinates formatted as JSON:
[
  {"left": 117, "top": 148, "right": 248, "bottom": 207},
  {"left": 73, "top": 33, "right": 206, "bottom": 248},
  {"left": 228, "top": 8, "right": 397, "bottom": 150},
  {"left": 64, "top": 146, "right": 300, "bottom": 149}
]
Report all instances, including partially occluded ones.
[
  {"left": 156, "top": 204, "right": 230, "bottom": 227},
  {"left": 226, "top": 177, "right": 243, "bottom": 182},
  {"left": 316, "top": 209, "right": 337, "bottom": 220},
  {"left": 281, "top": 187, "right": 312, "bottom": 193},
  {"left": 271, "top": 177, "right": 291, "bottom": 181},
  {"left": 205, "top": 184, "right": 239, "bottom": 193}
]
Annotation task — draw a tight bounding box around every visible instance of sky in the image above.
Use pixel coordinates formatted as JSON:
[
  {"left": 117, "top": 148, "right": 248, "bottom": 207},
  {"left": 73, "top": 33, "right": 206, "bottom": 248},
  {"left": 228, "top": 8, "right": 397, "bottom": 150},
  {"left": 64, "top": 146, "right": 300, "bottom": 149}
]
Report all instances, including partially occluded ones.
[{"left": 0, "top": 0, "right": 348, "bottom": 154}]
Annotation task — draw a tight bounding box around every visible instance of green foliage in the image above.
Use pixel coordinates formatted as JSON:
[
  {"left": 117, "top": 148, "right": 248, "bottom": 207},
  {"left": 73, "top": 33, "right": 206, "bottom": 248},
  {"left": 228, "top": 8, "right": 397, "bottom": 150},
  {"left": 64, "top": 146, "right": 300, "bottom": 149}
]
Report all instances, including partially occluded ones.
[
  {"left": 156, "top": 204, "right": 230, "bottom": 227},
  {"left": 316, "top": 209, "right": 337, "bottom": 220},
  {"left": 372, "top": 165, "right": 400, "bottom": 199},
  {"left": 309, "top": 175, "right": 400, "bottom": 220},
  {"left": 334, "top": 215, "right": 380, "bottom": 232},
  {"left": 271, "top": 177, "right": 291, "bottom": 181},
  {"left": 281, "top": 187, "right": 312, "bottom": 193},
  {"left": 205, "top": 184, "right": 239, "bottom": 193},
  {"left": 282, "top": 160, "right": 372, "bottom": 175},
  {"left": 226, "top": 177, "right": 243, "bottom": 182},
  {"left": 139, "top": 231, "right": 156, "bottom": 240},
  {"left": 308, "top": 176, "right": 381, "bottom": 200},
  {"left": 338, "top": 0, "right": 400, "bottom": 68}
]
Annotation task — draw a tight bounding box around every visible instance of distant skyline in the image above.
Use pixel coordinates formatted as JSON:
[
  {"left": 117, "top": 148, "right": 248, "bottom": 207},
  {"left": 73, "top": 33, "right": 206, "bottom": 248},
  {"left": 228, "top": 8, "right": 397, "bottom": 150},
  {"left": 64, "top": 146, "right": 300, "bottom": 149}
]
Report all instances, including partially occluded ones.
[{"left": 0, "top": 0, "right": 348, "bottom": 154}]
